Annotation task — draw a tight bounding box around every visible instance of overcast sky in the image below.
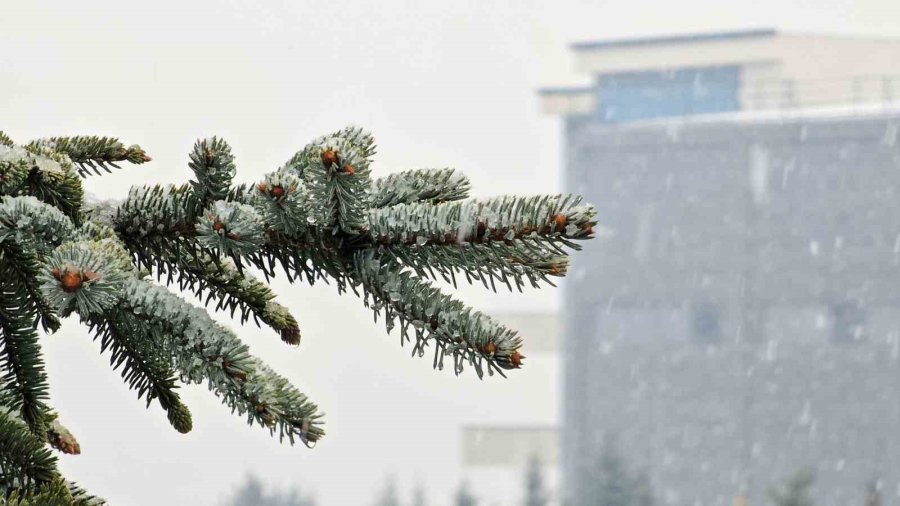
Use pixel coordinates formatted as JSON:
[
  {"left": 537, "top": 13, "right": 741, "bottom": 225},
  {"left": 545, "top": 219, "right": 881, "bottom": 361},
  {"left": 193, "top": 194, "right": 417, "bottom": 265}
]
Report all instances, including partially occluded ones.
[{"left": 2, "top": 1, "right": 898, "bottom": 504}]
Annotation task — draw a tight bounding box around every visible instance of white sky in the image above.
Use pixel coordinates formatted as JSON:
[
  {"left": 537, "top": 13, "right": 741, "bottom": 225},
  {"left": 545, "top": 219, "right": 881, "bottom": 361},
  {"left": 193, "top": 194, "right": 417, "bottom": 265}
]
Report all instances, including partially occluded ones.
[{"left": 1, "top": 0, "right": 898, "bottom": 504}]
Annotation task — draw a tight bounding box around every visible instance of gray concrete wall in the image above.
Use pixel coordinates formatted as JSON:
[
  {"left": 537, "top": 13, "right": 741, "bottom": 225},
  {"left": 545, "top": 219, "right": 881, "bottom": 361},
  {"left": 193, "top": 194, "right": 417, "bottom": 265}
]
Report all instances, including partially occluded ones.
[{"left": 562, "top": 112, "right": 900, "bottom": 505}]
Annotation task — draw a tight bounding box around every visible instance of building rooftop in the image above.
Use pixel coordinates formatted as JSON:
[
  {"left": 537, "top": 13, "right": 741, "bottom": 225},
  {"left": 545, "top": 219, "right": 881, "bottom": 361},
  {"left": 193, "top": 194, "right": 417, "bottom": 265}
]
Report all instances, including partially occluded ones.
[
  {"left": 540, "top": 29, "right": 900, "bottom": 119},
  {"left": 570, "top": 28, "right": 777, "bottom": 51}
]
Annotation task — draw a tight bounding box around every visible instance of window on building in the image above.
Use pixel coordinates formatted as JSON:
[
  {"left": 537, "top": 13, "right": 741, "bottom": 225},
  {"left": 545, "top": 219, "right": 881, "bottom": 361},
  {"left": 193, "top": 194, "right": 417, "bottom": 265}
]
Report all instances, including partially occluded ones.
[
  {"left": 831, "top": 301, "right": 866, "bottom": 343},
  {"left": 596, "top": 66, "right": 740, "bottom": 122},
  {"left": 691, "top": 302, "right": 722, "bottom": 344}
]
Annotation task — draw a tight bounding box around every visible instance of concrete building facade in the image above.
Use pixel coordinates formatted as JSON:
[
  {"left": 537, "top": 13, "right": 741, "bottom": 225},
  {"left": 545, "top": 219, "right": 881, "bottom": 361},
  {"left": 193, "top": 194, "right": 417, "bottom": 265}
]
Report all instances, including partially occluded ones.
[{"left": 541, "top": 29, "right": 900, "bottom": 505}]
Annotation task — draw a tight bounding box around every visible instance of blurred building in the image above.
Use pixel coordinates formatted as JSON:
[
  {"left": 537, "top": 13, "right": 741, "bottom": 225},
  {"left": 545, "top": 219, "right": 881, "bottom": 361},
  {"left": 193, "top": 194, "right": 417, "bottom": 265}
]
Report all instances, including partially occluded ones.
[
  {"left": 540, "top": 29, "right": 900, "bottom": 505},
  {"left": 459, "top": 313, "right": 563, "bottom": 506}
]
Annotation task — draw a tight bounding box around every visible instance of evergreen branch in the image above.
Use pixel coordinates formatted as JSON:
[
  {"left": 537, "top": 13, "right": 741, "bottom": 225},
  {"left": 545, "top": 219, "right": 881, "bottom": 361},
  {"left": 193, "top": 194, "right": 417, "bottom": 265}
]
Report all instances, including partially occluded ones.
[
  {"left": 85, "top": 309, "right": 192, "bottom": 434},
  {"left": 37, "top": 238, "right": 193, "bottom": 432},
  {"left": 0, "top": 196, "right": 77, "bottom": 331},
  {"left": 0, "top": 132, "right": 13, "bottom": 147},
  {"left": 46, "top": 420, "right": 80, "bottom": 455},
  {"left": 0, "top": 240, "right": 60, "bottom": 333},
  {"left": 280, "top": 150, "right": 307, "bottom": 177},
  {"left": 0, "top": 367, "right": 101, "bottom": 504},
  {"left": 113, "top": 184, "right": 261, "bottom": 273},
  {"left": 24, "top": 174, "right": 83, "bottom": 228},
  {"left": 244, "top": 172, "right": 345, "bottom": 286},
  {"left": 66, "top": 481, "right": 107, "bottom": 506},
  {"left": 39, "top": 239, "right": 131, "bottom": 318},
  {"left": 0, "top": 148, "right": 31, "bottom": 195},
  {"left": 114, "top": 213, "right": 304, "bottom": 340},
  {"left": 352, "top": 251, "right": 524, "bottom": 378},
  {"left": 2, "top": 480, "right": 71, "bottom": 506},
  {"left": 0, "top": 479, "right": 102, "bottom": 505},
  {"left": 0, "top": 127, "right": 597, "bottom": 499},
  {"left": 369, "top": 168, "right": 470, "bottom": 207},
  {"left": 195, "top": 201, "right": 264, "bottom": 259},
  {"left": 150, "top": 247, "right": 301, "bottom": 345},
  {"left": 0, "top": 410, "right": 58, "bottom": 489},
  {"left": 2, "top": 146, "right": 84, "bottom": 226},
  {"left": 0, "top": 198, "right": 82, "bottom": 332},
  {"left": 224, "top": 182, "right": 253, "bottom": 203},
  {"left": 367, "top": 194, "right": 596, "bottom": 250},
  {"left": 250, "top": 233, "right": 346, "bottom": 289},
  {"left": 114, "top": 183, "right": 194, "bottom": 241},
  {"left": 250, "top": 171, "right": 308, "bottom": 236},
  {"left": 296, "top": 127, "right": 375, "bottom": 234},
  {"left": 113, "top": 184, "right": 201, "bottom": 270},
  {"left": 28, "top": 136, "right": 151, "bottom": 177},
  {"left": 0, "top": 196, "right": 76, "bottom": 255},
  {"left": 113, "top": 176, "right": 284, "bottom": 273},
  {"left": 0, "top": 281, "right": 51, "bottom": 435},
  {"left": 281, "top": 126, "right": 376, "bottom": 177},
  {"left": 187, "top": 137, "right": 236, "bottom": 215},
  {"left": 385, "top": 240, "right": 568, "bottom": 292},
  {"left": 119, "top": 279, "right": 324, "bottom": 446}
]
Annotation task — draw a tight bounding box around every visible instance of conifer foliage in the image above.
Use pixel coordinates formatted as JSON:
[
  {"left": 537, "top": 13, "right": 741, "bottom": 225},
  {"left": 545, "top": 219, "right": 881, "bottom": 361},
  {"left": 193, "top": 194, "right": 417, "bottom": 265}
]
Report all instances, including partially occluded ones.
[{"left": 0, "top": 128, "right": 595, "bottom": 503}]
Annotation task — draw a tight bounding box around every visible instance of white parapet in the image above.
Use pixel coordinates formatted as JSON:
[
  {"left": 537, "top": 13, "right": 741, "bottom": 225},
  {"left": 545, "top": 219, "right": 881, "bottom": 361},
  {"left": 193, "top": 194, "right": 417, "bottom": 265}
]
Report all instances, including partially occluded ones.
[{"left": 538, "top": 87, "right": 596, "bottom": 115}]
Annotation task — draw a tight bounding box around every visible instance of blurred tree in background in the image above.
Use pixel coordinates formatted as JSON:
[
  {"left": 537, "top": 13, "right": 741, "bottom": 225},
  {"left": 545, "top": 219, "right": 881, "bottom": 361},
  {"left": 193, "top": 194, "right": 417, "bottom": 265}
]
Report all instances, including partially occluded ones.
[
  {"left": 767, "top": 469, "right": 815, "bottom": 506},
  {"left": 587, "top": 434, "right": 657, "bottom": 506},
  {"left": 632, "top": 470, "right": 655, "bottom": 506},
  {"left": 411, "top": 482, "right": 427, "bottom": 506},
  {"left": 223, "top": 475, "right": 315, "bottom": 506},
  {"left": 455, "top": 481, "right": 478, "bottom": 506},
  {"left": 864, "top": 481, "right": 882, "bottom": 506},
  {"left": 374, "top": 477, "right": 401, "bottom": 506},
  {"left": 524, "top": 454, "right": 549, "bottom": 506}
]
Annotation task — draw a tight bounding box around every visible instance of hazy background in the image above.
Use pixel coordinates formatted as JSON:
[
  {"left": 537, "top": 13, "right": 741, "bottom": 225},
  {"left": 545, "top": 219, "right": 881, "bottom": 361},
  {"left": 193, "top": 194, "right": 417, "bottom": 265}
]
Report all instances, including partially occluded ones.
[{"left": 1, "top": 0, "right": 898, "bottom": 504}]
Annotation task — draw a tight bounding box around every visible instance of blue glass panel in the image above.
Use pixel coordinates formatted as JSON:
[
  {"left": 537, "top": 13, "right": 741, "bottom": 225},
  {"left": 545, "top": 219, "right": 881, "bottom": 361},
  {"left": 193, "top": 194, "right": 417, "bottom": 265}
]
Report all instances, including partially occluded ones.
[{"left": 596, "top": 66, "right": 740, "bottom": 122}]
